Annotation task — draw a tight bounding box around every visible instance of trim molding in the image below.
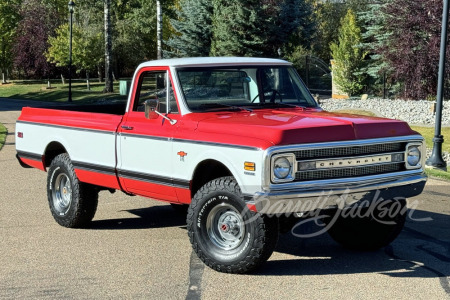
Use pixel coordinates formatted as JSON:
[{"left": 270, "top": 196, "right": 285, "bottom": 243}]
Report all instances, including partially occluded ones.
[
  {"left": 118, "top": 169, "right": 190, "bottom": 189},
  {"left": 16, "top": 120, "right": 115, "bottom": 135},
  {"left": 16, "top": 150, "right": 42, "bottom": 161}
]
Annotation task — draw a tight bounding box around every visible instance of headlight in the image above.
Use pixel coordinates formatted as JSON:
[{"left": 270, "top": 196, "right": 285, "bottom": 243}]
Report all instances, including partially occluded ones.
[
  {"left": 271, "top": 154, "right": 296, "bottom": 182},
  {"left": 274, "top": 157, "right": 291, "bottom": 179},
  {"left": 406, "top": 143, "right": 422, "bottom": 169}
]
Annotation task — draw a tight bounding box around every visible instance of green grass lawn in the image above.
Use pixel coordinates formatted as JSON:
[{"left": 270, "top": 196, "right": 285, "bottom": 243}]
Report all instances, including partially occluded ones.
[
  {"left": 411, "top": 126, "right": 450, "bottom": 181},
  {"left": 0, "top": 123, "right": 7, "bottom": 150},
  {"left": 0, "top": 80, "right": 127, "bottom": 103},
  {"left": 425, "top": 167, "right": 450, "bottom": 181},
  {"left": 410, "top": 126, "right": 450, "bottom": 153}
]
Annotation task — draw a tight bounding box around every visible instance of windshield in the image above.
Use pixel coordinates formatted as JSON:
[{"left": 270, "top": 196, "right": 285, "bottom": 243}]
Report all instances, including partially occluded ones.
[{"left": 177, "top": 66, "right": 318, "bottom": 112}]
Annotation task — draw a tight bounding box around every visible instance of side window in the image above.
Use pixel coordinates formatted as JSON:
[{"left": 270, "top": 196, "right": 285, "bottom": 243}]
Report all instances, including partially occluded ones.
[{"left": 134, "top": 71, "right": 179, "bottom": 114}]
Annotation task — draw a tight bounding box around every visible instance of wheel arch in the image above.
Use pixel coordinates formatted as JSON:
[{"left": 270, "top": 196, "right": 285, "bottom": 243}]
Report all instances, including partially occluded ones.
[
  {"left": 190, "top": 159, "right": 234, "bottom": 198},
  {"left": 44, "top": 141, "right": 68, "bottom": 169}
]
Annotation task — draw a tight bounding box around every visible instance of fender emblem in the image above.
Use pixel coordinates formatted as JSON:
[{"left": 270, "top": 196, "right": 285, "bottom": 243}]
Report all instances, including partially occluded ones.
[{"left": 177, "top": 151, "right": 188, "bottom": 161}]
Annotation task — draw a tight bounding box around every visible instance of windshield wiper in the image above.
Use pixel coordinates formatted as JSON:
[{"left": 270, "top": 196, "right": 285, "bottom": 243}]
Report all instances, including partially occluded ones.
[
  {"left": 198, "top": 103, "right": 253, "bottom": 112},
  {"left": 263, "top": 102, "right": 307, "bottom": 109}
]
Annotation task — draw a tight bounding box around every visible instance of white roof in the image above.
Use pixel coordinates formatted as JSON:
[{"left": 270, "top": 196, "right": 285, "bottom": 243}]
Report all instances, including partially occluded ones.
[{"left": 137, "top": 57, "right": 291, "bottom": 68}]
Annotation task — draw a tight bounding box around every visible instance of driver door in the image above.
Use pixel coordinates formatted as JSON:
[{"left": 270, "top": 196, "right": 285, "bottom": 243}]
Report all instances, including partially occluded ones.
[{"left": 117, "top": 67, "right": 180, "bottom": 201}]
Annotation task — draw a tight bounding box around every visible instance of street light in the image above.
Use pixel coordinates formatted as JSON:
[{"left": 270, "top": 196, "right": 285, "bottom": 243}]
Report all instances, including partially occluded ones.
[
  {"left": 68, "top": 0, "right": 75, "bottom": 102},
  {"left": 426, "top": 0, "right": 448, "bottom": 170}
]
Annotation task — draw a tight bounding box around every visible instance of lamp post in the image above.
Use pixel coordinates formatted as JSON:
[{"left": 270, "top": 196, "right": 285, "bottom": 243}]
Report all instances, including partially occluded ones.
[
  {"left": 426, "top": 0, "right": 448, "bottom": 170},
  {"left": 68, "top": 0, "right": 75, "bottom": 102}
]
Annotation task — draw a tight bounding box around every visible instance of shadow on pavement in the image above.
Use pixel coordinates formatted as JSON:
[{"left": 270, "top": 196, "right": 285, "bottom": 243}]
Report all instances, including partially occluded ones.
[
  {"left": 88, "top": 205, "right": 187, "bottom": 230},
  {"left": 0, "top": 97, "right": 63, "bottom": 112},
  {"left": 255, "top": 209, "right": 450, "bottom": 282},
  {"left": 86, "top": 203, "right": 449, "bottom": 282}
]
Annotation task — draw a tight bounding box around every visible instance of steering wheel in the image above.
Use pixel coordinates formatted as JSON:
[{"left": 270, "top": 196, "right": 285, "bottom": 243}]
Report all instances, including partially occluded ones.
[
  {"left": 252, "top": 90, "right": 283, "bottom": 103},
  {"left": 251, "top": 94, "right": 260, "bottom": 103},
  {"left": 269, "top": 89, "right": 282, "bottom": 103}
]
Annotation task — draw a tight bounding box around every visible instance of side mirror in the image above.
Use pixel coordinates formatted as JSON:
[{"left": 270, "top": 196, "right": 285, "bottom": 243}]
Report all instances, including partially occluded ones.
[
  {"left": 143, "top": 98, "right": 177, "bottom": 125},
  {"left": 144, "top": 99, "right": 160, "bottom": 119}
]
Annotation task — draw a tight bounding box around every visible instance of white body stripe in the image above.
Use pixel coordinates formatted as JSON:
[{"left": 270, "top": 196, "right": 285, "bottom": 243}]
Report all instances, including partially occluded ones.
[
  {"left": 117, "top": 135, "right": 173, "bottom": 179},
  {"left": 16, "top": 123, "right": 117, "bottom": 170}
]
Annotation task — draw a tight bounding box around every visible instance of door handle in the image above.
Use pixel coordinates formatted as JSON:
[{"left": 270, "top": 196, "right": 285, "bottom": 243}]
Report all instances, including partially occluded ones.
[{"left": 121, "top": 125, "right": 134, "bottom": 130}]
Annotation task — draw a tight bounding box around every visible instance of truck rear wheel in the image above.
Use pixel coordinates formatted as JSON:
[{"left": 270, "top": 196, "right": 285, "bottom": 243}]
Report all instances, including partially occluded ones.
[
  {"left": 187, "top": 176, "right": 279, "bottom": 274},
  {"left": 325, "top": 199, "right": 407, "bottom": 251},
  {"left": 47, "top": 153, "right": 98, "bottom": 228}
]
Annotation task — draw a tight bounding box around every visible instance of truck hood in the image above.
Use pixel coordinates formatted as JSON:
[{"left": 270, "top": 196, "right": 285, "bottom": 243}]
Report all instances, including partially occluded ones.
[{"left": 190, "top": 108, "right": 415, "bottom": 146}]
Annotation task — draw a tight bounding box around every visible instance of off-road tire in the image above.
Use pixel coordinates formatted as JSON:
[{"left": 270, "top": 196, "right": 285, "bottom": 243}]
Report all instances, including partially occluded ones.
[
  {"left": 325, "top": 199, "right": 407, "bottom": 251},
  {"left": 187, "top": 176, "right": 279, "bottom": 274},
  {"left": 47, "top": 153, "right": 98, "bottom": 228}
]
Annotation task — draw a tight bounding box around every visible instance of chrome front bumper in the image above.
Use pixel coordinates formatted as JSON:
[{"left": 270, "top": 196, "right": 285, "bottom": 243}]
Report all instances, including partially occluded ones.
[{"left": 249, "top": 172, "right": 427, "bottom": 214}]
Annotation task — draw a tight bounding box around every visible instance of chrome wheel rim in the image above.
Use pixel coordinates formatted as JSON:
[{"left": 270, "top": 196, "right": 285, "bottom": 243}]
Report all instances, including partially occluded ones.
[
  {"left": 52, "top": 173, "right": 72, "bottom": 215},
  {"left": 206, "top": 203, "right": 245, "bottom": 250}
]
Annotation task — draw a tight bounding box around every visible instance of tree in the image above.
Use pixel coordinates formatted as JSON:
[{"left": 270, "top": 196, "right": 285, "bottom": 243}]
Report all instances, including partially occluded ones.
[
  {"left": 165, "top": 0, "right": 314, "bottom": 58},
  {"left": 210, "top": 0, "right": 267, "bottom": 56},
  {"left": 371, "top": 0, "right": 450, "bottom": 99},
  {"left": 165, "top": 0, "right": 213, "bottom": 57},
  {"left": 114, "top": 0, "right": 158, "bottom": 70},
  {"left": 47, "top": 23, "right": 103, "bottom": 88},
  {"left": 211, "top": 0, "right": 315, "bottom": 57},
  {"left": 269, "top": 0, "right": 316, "bottom": 57},
  {"left": 330, "top": 9, "right": 367, "bottom": 95},
  {"left": 0, "top": 0, "right": 21, "bottom": 80},
  {"left": 311, "top": 0, "right": 347, "bottom": 62},
  {"left": 104, "top": 0, "right": 113, "bottom": 93},
  {"left": 358, "top": 0, "right": 393, "bottom": 95},
  {"left": 311, "top": 0, "right": 371, "bottom": 63},
  {"left": 12, "top": 0, "right": 62, "bottom": 78}
]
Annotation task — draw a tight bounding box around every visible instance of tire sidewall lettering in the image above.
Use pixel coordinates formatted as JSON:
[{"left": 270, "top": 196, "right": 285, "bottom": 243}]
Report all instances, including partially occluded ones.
[
  {"left": 228, "top": 232, "right": 251, "bottom": 259},
  {"left": 197, "top": 196, "right": 217, "bottom": 228},
  {"left": 48, "top": 166, "right": 61, "bottom": 191}
]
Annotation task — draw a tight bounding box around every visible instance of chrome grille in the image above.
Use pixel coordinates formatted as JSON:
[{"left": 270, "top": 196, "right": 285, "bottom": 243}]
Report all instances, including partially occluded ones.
[
  {"left": 293, "top": 143, "right": 405, "bottom": 160},
  {"left": 295, "top": 163, "right": 404, "bottom": 181}
]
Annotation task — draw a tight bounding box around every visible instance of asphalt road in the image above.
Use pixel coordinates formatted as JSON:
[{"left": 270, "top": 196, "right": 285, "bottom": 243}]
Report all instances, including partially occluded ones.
[{"left": 1, "top": 98, "right": 449, "bottom": 299}]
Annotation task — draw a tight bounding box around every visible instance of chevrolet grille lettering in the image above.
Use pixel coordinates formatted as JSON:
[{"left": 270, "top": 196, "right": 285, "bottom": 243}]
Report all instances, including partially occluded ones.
[{"left": 315, "top": 155, "right": 392, "bottom": 169}]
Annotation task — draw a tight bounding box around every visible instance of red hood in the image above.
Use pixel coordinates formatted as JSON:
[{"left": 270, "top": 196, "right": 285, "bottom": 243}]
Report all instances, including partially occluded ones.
[{"left": 178, "top": 108, "right": 416, "bottom": 149}]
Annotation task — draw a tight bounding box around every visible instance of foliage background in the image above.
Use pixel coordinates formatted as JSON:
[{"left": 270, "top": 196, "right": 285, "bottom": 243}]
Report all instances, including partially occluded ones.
[{"left": 1, "top": 0, "right": 450, "bottom": 100}]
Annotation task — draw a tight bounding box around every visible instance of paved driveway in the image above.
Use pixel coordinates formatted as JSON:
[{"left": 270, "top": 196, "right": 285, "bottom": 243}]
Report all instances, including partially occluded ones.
[{"left": 0, "top": 98, "right": 449, "bottom": 299}]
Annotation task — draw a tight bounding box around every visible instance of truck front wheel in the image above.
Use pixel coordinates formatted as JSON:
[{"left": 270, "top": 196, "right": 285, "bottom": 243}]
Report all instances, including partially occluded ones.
[
  {"left": 47, "top": 153, "right": 98, "bottom": 228},
  {"left": 325, "top": 199, "right": 407, "bottom": 251},
  {"left": 187, "top": 176, "right": 279, "bottom": 274}
]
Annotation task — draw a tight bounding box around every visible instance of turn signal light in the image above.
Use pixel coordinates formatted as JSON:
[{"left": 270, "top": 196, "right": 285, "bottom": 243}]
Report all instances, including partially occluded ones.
[{"left": 244, "top": 162, "right": 255, "bottom": 171}]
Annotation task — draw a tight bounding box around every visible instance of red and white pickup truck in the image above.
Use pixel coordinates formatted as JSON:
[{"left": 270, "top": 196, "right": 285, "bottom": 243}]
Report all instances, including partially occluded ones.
[{"left": 16, "top": 57, "right": 427, "bottom": 273}]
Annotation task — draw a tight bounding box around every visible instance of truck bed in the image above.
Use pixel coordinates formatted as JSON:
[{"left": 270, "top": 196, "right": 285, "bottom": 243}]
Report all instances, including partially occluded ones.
[{"left": 43, "top": 101, "right": 127, "bottom": 116}]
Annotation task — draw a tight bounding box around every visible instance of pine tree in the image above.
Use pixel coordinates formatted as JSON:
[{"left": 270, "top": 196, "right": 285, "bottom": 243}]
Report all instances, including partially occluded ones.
[
  {"left": 330, "top": 9, "right": 367, "bottom": 96},
  {"left": 210, "top": 0, "right": 267, "bottom": 57},
  {"left": 166, "top": 0, "right": 314, "bottom": 58},
  {"left": 359, "top": 0, "right": 392, "bottom": 80},
  {"left": 165, "top": 0, "right": 213, "bottom": 57},
  {"left": 278, "top": 0, "right": 316, "bottom": 55}
]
